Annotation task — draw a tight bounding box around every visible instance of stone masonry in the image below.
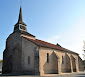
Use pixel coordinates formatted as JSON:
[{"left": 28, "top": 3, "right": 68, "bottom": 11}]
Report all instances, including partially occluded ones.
[{"left": 2, "top": 7, "right": 84, "bottom": 76}]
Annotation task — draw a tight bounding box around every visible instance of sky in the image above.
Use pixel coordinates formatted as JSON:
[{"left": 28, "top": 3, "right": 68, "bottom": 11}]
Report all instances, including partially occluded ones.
[{"left": 0, "top": 0, "right": 85, "bottom": 59}]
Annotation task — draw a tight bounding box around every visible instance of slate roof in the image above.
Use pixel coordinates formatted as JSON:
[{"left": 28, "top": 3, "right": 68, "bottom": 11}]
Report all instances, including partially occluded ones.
[
  {"left": 15, "top": 21, "right": 27, "bottom": 26},
  {"left": 19, "top": 31, "right": 35, "bottom": 37},
  {"left": 14, "top": 7, "right": 27, "bottom": 26},
  {"left": 23, "top": 36, "right": 78, "bottom": 55}
]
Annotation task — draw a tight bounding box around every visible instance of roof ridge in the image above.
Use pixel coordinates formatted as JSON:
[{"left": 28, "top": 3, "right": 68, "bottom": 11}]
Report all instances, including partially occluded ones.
[
  {"left": 23, "top": 36, "right": 78, "bottom": 55},
  {"left": 35, "top": 39, "right": 58, "bottom": 47}
]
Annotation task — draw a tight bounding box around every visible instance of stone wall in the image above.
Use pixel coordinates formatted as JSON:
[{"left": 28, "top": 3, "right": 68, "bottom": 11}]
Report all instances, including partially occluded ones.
[
  {"left": 78, "top": 56, "right": 84, "bottom": 71},
  {"left": 2, "top": 32, "right": 82, "bottom": 75},
  {"left": 3, "top": 32, "right": 22, "bottom": 74},
  {"left": 39, "top": 47, "right": 79, "bottom": 76},
  {"left": 21, "top": 37, "right": 38, "bottom": 74},
  {"left": 66, "top": 54, "right": 71, "bottom": 72},
  {"left": 71, "top": 55, "right": 76, "bottom": 72}
]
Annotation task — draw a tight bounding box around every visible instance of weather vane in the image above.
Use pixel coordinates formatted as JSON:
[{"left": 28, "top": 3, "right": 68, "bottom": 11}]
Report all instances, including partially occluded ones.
[
  {"left": 20, "top": 0, "right": 22, "bottom": 6},
  {"left": 17, "top": 0, "right": 22, "bottom": 7}
]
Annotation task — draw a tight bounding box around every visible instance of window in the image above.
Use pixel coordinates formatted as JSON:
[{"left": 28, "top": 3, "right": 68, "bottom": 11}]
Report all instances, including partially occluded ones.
[
  {"left": 14, "top": 26, "right": 19, "bottom": 30},
  {"left": 28, "top": 56, "right": 30, "bottom": 64},
  {"left": 20, "top": 25, "right": 26, "bottom": 30},
  {"left": 47, "top": 53, "right": 49, "bottom": 63},
  {"left": 62, "top": 56, "right": 64, "bottom": 64}
]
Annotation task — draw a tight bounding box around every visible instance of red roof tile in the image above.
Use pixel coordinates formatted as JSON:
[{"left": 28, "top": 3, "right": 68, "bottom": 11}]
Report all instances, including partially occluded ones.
[{"left": 23, "top": 37, "right": 78, "bottom": 55}]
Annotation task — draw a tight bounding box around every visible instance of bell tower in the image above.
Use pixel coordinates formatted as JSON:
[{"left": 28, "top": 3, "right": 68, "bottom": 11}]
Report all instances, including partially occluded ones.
[{"left": 14, "top": 6, "right": 27, "bottom": 32}]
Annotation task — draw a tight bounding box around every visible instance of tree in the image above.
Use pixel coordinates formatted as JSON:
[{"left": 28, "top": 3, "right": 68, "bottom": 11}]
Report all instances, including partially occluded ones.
[
  {"left": 83, "top": 41, "right": 85, "bottom": 60},
  {"left": 0, "top": 60, "right": 3, "bottom": 63}
]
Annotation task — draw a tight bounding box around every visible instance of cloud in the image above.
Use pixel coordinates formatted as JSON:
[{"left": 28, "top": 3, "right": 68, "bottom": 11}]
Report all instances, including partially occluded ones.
[
  {"left": 38, "top": 17, "right": 85, "bottom": 60},
  {"left": 45, "top": 35, "right": 60, "bottom": 44},
  {"left": 43, "top": 17, "right": 85, "bottom": 60},
  {"left": 58, "top": 17, "right": 85, "bottom": 60}
]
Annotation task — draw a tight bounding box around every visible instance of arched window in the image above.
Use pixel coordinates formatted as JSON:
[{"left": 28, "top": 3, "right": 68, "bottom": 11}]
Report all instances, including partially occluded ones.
[
  {"left": 62, "top": 56, "right": 64, "bottom": 64},
  {"left": 28, "top": 56, "right": 30, "bottom": 64},
  {"left": 47, "top": 53, "right": 49, "bottom": 63}
]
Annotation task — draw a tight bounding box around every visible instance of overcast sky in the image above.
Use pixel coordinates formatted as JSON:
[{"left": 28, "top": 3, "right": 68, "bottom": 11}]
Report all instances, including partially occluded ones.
[{"left": 0, "top": 0, "right": 85, "bottom": 59}]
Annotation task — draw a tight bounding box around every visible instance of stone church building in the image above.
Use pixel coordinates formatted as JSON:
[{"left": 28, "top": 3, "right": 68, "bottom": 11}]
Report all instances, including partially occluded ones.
[{"left": 2, "top": 7, "right": 84, "bottom": 76}]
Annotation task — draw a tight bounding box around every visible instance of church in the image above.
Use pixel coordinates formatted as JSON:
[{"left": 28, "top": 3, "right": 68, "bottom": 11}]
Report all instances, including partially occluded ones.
[{"left": 2, "top": 7, "right": 84, "bottom": 76}]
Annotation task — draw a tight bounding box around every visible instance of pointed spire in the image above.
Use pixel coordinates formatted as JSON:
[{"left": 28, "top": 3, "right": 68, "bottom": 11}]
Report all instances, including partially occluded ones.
[{"left": 18, "top": 6, "right": 23, "bottom": 22}]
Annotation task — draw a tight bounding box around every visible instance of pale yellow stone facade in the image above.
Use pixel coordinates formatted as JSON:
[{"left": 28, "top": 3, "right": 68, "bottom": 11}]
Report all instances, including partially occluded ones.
[{"left": 39, "top": 47, "right": 80, "bottom": 76}]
